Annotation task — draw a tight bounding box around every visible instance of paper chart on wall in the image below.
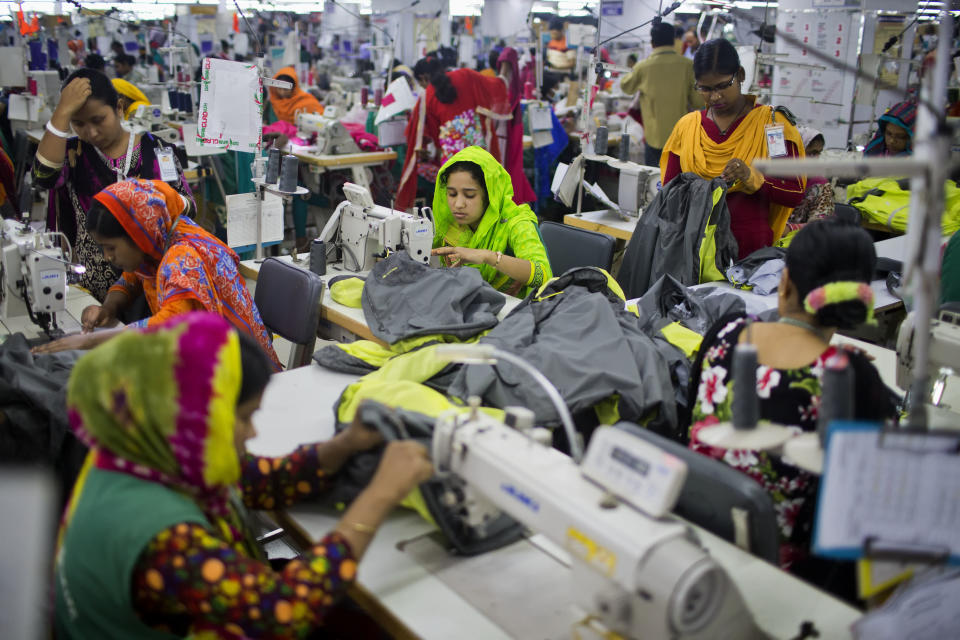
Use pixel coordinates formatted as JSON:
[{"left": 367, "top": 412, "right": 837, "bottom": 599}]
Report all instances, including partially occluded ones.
[
  {"left": 226, "top": 192, "right": 284, "bottom": 249},
  {"left": 196, "top": 58, "right": 263, "bottom": 152}
]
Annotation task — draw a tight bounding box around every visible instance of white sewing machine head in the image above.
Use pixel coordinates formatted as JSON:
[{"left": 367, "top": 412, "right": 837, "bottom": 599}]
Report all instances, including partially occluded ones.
[
  {"left": 897, "top": 307, "right": 960, "bottom": 425},
  {"left": 1, "top": 219, "right": 76, "bottom": 337},
  {"left": 431, "top": 408, "right": 766, "bottom": 639},
  {"left": 128, "top": 104, "right": 179, "bottom": 144},
  {"left": 295, "top": 112, "right": 361, "bottom": 155},
  {"left": 608, "top": 159, "right": 662, "bottom": 220},
  {"left": 319, "top": 182, "right": 433, "bottom": 272}
]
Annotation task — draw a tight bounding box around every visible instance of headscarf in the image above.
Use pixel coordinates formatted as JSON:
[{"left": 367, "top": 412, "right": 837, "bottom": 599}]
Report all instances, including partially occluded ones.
[
  {"left": 432, "top": 146, "right": 540, "bottom": 284},
  {"left": 111, "top": 78, "right": 150, "bottom": 120},
  {"left": 62, "top": 312, "right": 260, "bottom": 556},
  {"left": 93, "top": 179, "right": 283, "bottom": 371},
  {"left": 864, "top": 100, "right": 916, "bottom": 156},
  {"left": 268, "top": 65, "right": 324, "bottom": 124},
  {"left": 661, "top": 100, "right": 806, "bottom": 242},
  {"left": 797, "top": 126, "right": 824, "bottom": 151},
  {"left": 497, "top": 47, "right": 521, "bottom": 106}
]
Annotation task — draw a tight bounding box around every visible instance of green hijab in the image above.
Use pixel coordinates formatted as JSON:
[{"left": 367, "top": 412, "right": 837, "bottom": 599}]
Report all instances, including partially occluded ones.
[{"left": 432, "top": 146, "right": 540, "bottom": 285}]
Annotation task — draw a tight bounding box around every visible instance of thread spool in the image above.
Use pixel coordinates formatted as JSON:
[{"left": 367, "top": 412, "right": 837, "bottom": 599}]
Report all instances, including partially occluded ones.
[
  {"left": 278, "top": 154, "right": 299, "bottom": 193},
  {"left": 731, "top": 343, "right": 759, "bottom": 430},
  {"left": 374, "top": 88, "right": 383, "bottom": 107},
  {"left": 818, "top": 357, "right": 853, "bottom": 446},
  {"left": 524, "top": 81, "right": 534, "bottom": 100},
  {"left": 619, "top": 133, "right": 631, "bottom": 162},
  {"left": 595, "top": 126, "right": 609, "bottom": 156},
  {"left": 309, "top": 239, "right": 327, "bottom": 276},
  {"left": 265, "top": 148, "right": 282, "bottom": 184},
  {"left": 361, "top": 87, "right": 369, "bottom": 107}
]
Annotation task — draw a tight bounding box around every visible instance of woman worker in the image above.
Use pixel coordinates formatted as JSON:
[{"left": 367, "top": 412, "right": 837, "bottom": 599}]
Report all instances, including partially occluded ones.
[
  {"left": 34, "top": 179, "right": 282, "bottom": 371},
  {"left": 55, "top": 312, "right": 433, "bottom": 638},
  {"left": 267, "top": 65, "right": 325, "bottom": 124},
  {"left": 430, "top": 146, "right": 552, "bottom": 297},
  {"left": 688, "top": 218, "right": 898, "bottom": 574},
  {"left": 863, "top": 100, "right": 915, "bottom": 156},
  {"left": 784, "top": 127, "right": 835, "bottom": 234},
  {"left": 33, "top": 69, "right": 193, "bottom": 302},
  {"left": 395, "top": 57, "right": 511, "bottom": 211},
  {"left": 660, "top": 39, "right": 806, "bottom": 259},
  {"left": 111, "top": 78, "right": 150, "bottom": 119},
  {"left": 496, "top": 47, "right": 537, "bottom": 205}
]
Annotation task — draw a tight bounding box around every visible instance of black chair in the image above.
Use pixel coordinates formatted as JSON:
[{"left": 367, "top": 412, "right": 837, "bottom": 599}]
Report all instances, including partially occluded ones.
[
  {"left": 539, "top": 221, "right": 616, "bottom": 275},
  {"left": 254, "top": 258, "right": 324, "bottom": 369},
  {"left": 613, "top": 422, "right": 780, "bottom": 564}
]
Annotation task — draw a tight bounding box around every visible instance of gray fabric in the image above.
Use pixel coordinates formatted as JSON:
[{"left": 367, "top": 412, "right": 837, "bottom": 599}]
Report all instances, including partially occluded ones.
[
  {"left": 633, "top": 275, "right": 747, "bottom": 421},
  {"left": 748, "top": 259, "right": 785, "bottom": 296},
  {"left": 311, "top": 344, "right": 379, "bottom": 375},
  {"left": 446, "top": 268, "right": 677, "bottom": 434},
  {"left": 725, "top": 246, "right": 787, "bottom": 295},
  {"left": 362, "top": 251, "right": 506, "bottom": 345},
  {"left": 0, "top": 335, "right": 86, "bottom": 507},
  {"left": 617, "top": 173, "right": 739, "bottom": 299}
]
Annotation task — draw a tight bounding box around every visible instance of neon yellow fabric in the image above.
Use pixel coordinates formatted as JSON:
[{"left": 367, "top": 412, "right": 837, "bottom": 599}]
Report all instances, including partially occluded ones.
[
  {"left": 660, "top": 321, "right": 704, "bottom": 358},
  {"left": 847, "top": 178, "right": 960, "bottom": 235},
  {"left": 329, "top": 277, "right": 365, "bottom": 308}
]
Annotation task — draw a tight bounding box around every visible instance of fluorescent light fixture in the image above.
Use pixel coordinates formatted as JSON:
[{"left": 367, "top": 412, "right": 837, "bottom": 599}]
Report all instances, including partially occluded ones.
[{"left": 450, "top": 0, "right": 483, "bottom": 16}]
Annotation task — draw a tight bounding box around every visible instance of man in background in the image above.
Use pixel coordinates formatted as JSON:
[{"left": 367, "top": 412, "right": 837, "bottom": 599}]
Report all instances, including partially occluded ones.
[
  {"left": 620, "top": 21, "right": 703, "bottom": 167},
  {"left": 114, "top": 53, "right": 147, "bottom": 86}
]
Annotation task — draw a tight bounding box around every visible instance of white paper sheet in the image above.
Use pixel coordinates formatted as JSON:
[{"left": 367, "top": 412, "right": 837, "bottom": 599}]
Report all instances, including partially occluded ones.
[
  {"left": 587, "top": 181, "right": 618, "bottom": 212},
  {"left": 226, "top": 192, "right": 284, "bottom": 249},
  {"left": 8, "top": 94, "right": 39, "bottom": 123},
  {"left": 196, "top": 58, "right": 263, "bottom": 152},
  {"left": 0, "top": 47, "right": 26, "bottom": 88}
]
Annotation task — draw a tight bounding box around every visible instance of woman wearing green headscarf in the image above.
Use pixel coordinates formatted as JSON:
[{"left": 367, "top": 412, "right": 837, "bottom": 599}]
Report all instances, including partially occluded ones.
[
  {"left": 55, "top": 312, "right": 432, "bottom": 638},
  {"left": 431, "top": 146, "right": 552, "bottom": 297}
]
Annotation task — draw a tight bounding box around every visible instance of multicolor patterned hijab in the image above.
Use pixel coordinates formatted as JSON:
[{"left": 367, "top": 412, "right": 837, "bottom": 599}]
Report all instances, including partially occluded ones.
[
  {"left": 864, "top": 100, "right": 916, "bottom": 157},
  {"left": 432, "top": 146, "right": 540, "bottom": 285},
  {"left": 94, "top": 178, "right": 282, "bottom": 371},
  {"left": 63, "top": 312, "right": 259, "bottom": 555}
]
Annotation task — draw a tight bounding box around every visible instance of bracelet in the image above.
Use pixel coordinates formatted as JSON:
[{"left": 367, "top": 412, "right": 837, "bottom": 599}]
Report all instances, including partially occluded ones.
[
  {"left": 495, "top": 251, "right": 503, "bottom": 269},
  {"left": 347, "top": 521, "right": 376, "bottom": 535},
  {"left": 45, "top": 120, "right": 71, "bottom": 139}
]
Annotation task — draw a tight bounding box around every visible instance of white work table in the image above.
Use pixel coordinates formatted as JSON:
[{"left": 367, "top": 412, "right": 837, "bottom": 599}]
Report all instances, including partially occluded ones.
[
  {"left": 249, "top": 364, "right": 863, "bottom": 640},
  {"left": 0, "top": 285, "right": 95, "bottom": 339}
]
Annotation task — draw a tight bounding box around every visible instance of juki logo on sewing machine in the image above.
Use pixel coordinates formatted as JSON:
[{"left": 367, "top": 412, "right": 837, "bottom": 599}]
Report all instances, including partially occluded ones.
[
  {"left": 500, "top": 483, "right": 540, "bottom": 512},
  {"left": 40, "top": 270, "right": 61, "bottom": 281}
]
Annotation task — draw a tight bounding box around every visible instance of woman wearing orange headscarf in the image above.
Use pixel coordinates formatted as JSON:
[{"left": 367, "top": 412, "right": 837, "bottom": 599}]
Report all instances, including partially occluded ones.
[
  {"left": 34, "top": 179, "right": 282, "bottom": 371},
  {"left": 268, "top": 65, "right": 324, "bottom": 124}
]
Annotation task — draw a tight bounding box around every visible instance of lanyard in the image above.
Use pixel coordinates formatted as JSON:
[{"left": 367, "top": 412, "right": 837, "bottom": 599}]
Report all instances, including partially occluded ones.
[{"left": 97, "top": 131, "right": 137, "bottom": 182}]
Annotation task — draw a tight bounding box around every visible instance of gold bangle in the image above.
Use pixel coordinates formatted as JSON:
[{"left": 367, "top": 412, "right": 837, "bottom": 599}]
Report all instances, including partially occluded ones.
[{"left": 348, "top": 521, "right": 376, "bottom": 535}]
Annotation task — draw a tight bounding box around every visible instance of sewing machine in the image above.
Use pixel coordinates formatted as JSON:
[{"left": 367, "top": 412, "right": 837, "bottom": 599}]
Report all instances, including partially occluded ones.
[
  {"left": 295, "top": 112, "right": 361, "bottom": 155},
  {"left": 319, "top": 182, "right": 433, "bottom": 272},
  {"left": 0, "top": 219, "right": 77, "bottom": 337},
  {"left": 606, "top": 159, "right": 662, "bottom": 219},
  {"left": 431, "top": 405, "right": 766, "bottom": 639},
  {"left": 128, "top": 104, "right": 179, "bottom": 144},
  {"left": 896, "top": 307, "right": 960, "bottom": 426}
]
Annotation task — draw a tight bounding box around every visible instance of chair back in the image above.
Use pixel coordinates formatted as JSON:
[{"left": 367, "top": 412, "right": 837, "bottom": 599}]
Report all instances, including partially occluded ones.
[
  {"left": 540, "top": 221, "right": 616, "bottom": 275},
  {"left": 254, "top": 258, "right": 324, "bottom": 368},
  {"left": 613, "top": 422, "right": 781, "bottom": 564}
]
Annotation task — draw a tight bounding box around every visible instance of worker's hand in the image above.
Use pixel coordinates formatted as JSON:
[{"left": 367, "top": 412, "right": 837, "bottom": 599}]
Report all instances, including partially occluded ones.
[
  {"left": 342, "top": 410, "right": 386, "bottom": 453},
  {"left": 721, "top": 158, "right": 752, "bottom": 185},
  {"left": 80, "top": 304, "right": 119, "bottom": 333},
  {"left": 431, "top": 246, "right": 493, "bottom": 269},
  {"left": 367, "top": 441, "right": 433, "bottom": 504},
  {"left": 31, "top": 332, "right": 99, "bottom": 355},
  {"left": 54, "top": 77, "right": 93, "bottom": 121}
]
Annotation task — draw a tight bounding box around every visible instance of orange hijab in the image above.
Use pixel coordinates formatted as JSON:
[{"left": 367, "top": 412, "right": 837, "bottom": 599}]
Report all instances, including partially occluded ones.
[
  {"left": 661, "top": 99, "right": 805, "bottom": 242},
  {"left": 268, "top": 66, "right": 324, "bottom": 124}
]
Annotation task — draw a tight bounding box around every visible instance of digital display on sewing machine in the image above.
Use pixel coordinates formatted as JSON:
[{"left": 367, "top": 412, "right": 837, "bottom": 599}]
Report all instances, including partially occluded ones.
[
  {"left": 581, "top": 427, "right": 688, "bottom": 517},
  {"left": 611, "top": 446, "right": 649, "bottom": 477}
]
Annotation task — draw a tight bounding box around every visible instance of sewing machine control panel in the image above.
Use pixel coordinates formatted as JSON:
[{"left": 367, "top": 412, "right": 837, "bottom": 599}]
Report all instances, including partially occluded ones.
[{"left": 580, "top": 426, "right": 687, "bottom": 517}]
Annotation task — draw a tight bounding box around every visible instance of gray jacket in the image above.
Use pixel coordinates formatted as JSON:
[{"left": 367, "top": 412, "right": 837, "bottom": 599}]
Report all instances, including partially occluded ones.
[{"left": 617, "top": 173, "right": 739, "bottom": 299}]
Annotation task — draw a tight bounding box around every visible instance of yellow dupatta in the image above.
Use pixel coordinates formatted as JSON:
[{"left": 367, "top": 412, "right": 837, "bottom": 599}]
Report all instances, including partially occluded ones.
[{"left": 660, "top": 100, "right": 805, "bottom": 241}]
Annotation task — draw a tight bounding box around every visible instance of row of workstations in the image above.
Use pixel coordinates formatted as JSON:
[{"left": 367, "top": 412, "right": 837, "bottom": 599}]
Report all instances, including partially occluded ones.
[{"left": 2, "top": 233, "right": 912, "bottom": 638}]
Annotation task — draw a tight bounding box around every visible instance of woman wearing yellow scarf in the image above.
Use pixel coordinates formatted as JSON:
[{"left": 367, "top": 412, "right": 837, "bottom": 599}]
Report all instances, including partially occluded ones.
[
  {"left": 660, "top": 39, "right": 806, "bottom": 259},
  {"left": 111, "top": 77, "right": 150, "bottom": 119}
]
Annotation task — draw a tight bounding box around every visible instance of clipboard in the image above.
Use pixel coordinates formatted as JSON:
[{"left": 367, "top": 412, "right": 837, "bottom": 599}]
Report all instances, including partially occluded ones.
[{"left": 813, "top": 421, "right": 960, "bottom": 571}]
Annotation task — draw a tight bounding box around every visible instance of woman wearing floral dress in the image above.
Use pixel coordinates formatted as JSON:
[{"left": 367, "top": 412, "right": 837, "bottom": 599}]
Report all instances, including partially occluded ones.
[{"left": 688, "top": 219, "right": 898, "bottom": 575}]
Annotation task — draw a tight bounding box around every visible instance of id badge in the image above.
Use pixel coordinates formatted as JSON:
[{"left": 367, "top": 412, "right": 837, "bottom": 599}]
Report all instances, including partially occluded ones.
[
  {"left": 765, "top": 124, "right": 788, "bottom": 158},
  {"left": 157, "top": 149, "right": 178, "bottom": 182}
]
